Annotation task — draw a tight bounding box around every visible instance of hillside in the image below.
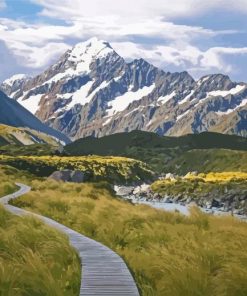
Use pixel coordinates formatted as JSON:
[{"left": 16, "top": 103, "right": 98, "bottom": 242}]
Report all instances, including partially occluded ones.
[
  {"left": 65, "top": 130, "right": 247, "bottom": 153},
  {"left": 0, "top": 90, "right": 70, "bottom": 144},
  {"left": 0, "top": 124, "right": 61, "bottom": 146},
  {"left": 167, "top": 149, "right": 247, "bottom": 174},
  {"left": 64, "top": 131, "right": 247, "bottom": 173},
  {"left": 0, "top": 124, "right": 64, "bottom": 156},
  {"left": 0, "top": 155, "right": 154, "bottom": 184}
]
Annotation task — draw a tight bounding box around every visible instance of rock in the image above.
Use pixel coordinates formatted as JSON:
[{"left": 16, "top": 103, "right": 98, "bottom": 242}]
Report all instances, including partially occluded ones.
[
  {"left": 186, "top": 197, "right": 192, "bottom": 203},
  {"left": 211, "top": 199, "right": 221, "bottom": 208},
  {"left": 114, "top": 186, "right": 134, "bottom": 196},
  {"left": 205, "top": 201, "right": 212, "bottom": 209},
  {"left": 49, "top": 170, "right": 85, "bottom": 183},
  {"left": 153, "top": 193, "right": 160, "bottom": 199},
  {"left": 133, "top": 186, "right": 141, "bottom": 195},
  {"left": 164, "top": 197, "right": 173, "bottom": 203}
]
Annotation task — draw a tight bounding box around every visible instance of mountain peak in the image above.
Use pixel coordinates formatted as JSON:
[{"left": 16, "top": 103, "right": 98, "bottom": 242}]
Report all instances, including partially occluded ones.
[
  {"left": 84, "top": 37, "right": 112, "bottom": 49},
  {"left": 3, "top": 74, "right": 30, "bottom": 86},
  {"left": 197, "top": 73, "right": 234, "bottom": 91},
  {"left": 68, "top": 37, "right": 114, "bottom": 63},
  {"left": 53, "top": 37, "right": 117, "bottom": 77}
]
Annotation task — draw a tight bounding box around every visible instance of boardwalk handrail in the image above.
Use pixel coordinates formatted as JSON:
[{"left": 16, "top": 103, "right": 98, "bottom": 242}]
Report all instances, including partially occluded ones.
[{"left": 1, "top": 183, "right": 140, "bottom": 296}]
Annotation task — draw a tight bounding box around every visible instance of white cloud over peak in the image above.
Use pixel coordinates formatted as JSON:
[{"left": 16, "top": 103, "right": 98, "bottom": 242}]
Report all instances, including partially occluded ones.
[
  {"left": 0, "top": 13, "right": 239, "bottom": 68},
  {"left": 0, "top": 0, "right": 247, "bottom": 81},
  {"left": 112, "top": 42, "right": 247, "bottom": 78}
]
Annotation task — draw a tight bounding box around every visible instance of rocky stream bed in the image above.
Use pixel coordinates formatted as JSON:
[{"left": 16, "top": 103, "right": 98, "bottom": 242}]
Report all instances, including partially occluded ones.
[{"left": 114, "top": 184, "right": 247, "bottom": 221}]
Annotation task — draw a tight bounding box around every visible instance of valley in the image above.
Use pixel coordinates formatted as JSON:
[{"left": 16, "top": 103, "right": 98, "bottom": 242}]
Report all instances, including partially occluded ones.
[
  {"left": 0, "top": 32, "right": 247, "bottom": 296},
  {"left": 0, "top": 124, "right": 246, "bottom": 295}
]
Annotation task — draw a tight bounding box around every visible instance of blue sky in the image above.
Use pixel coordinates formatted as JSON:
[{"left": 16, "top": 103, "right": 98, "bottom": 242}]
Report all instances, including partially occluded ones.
[{"left": 0, "top": 0, "right": 247, "bottom": 82}]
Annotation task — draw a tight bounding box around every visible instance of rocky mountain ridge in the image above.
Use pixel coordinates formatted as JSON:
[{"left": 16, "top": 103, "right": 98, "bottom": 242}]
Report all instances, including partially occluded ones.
[{"left": 1, "top": 37, "right": 247, "bottom": 139}]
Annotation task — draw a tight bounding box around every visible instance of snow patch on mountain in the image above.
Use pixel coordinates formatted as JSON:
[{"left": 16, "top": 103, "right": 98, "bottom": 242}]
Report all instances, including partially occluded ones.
[
  {"left": 197, "top": 76, "right": 210, "bottom": 86},
  {"left": 65, "top": 80, "right": 95, "bottom": 109},
  {"left": 57, "top": 79, "right": 112, "bottom": 112},
  {"left": 157, "top": 91, "right": 176, "bottom": 104},
  {"left": 146, "top": 118, "right": 156, "bottom": 127},
  {"left": 207, "top": 85, "right": 246, "bottom": 98},
  {"left": 179, "top": 90, "right": 195, "bottom": 105},
  {"left": 103, "top": 117, "right": 112, "bottom": 126},
  {"left": 46, "top": 69, "right": 76, "bottom": 84},
  {"left": 107, "top": 84, "right": 155, "bottom": 116},
  {"left": 87, "top": 80, "right": 112, "bottom": 100},
  {"left": 177, "top": 109, "right": 191, "bottom": 121},
  {"left": 18, "top": 94, "right": 43, "bottom": 114}
]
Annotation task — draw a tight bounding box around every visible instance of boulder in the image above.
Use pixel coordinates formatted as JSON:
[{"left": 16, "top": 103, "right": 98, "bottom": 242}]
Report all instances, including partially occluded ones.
[
  {"left": 114, "top": 186, "right": 134, "bottom": 196},
  {"left": 49, "top": 170, "right": 85, "bottom": 183},
  {"left": 211, "top": 199, "right": 221, "bottom": 208}
]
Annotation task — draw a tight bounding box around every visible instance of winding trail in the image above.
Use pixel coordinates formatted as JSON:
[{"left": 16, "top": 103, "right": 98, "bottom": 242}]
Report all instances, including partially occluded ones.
[{"left": 0, "top": 183, "right": 140, "bottom": 296}]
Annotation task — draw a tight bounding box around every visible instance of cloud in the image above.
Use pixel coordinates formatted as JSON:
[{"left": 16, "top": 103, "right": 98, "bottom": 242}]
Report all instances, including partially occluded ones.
[
  {"left": 0, "top": 14, "right": 238, "bottom": 71},
  {"left": 112, "top": 42, "right": 247, "bottom": 78},
  {"left": 0, "top": 0, "right": 247, "bottom": 81},
  {"left": 32, "top": 0, "right": 247, "bottom": 20}
]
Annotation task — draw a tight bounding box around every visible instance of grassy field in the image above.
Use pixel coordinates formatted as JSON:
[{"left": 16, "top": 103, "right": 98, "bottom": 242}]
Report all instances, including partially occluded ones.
[
  {"left": 10, "top": 175, "right": 247, "bottom": 296},
  {"left": 0, "top": 204, "right": 81, "bottom": 296},
  {"left": 0, "top": 167, "right": 19, "bottom": 196},
  {"left": 0, "top": 155, "right": 154, "bottom": 184}
]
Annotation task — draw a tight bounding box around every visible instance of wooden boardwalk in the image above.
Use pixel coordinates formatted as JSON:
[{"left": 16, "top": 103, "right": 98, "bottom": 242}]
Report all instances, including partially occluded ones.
[{"left": 1, "top": 183, "right": 140, "bottom": 296}]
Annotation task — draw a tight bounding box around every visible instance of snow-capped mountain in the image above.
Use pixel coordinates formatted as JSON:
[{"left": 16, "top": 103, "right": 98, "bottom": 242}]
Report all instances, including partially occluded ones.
[
  {"left": 1, "top": 74, "right": 31, "bottom": 98},
  {"left": 2, "top": 37, "right": 247, "bottom": 139}
]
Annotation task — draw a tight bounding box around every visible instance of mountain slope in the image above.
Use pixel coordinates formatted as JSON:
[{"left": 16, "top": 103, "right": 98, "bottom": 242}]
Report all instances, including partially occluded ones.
[
  {"left": 64, "top": 130, "right": 247, "bottom": 173},
  {"left": 0, "top": 124, "right": 62, "bottom": 147},
  {"left": 65, "top": 130, "right": 247, "bottom": 155},
  {"left": 2, "top": 38, "right": 247, "bottom": 139},
  {"left": 0, "top": 90, "right": 70, "bottom": 144}
]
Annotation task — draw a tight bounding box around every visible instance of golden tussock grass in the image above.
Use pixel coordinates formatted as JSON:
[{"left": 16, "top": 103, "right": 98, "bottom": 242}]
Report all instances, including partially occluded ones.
[
  {"left": 0, "top": 205, "right": 81, "bottom": 296},
  {"left": 0, "top": 168, "right": 18, "bottom": 196},
  {"left": 11, "top": 178, "right": 247, "bottom": 296}
]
